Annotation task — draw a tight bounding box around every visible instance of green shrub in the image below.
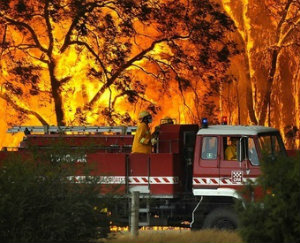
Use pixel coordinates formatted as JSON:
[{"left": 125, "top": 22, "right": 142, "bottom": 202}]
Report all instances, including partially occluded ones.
[
  {"left": 0, "top": 149, "right": 111, "bottom": 243},
  {"left": 237, "top": 154, "right": 300, "bottom": 243}
]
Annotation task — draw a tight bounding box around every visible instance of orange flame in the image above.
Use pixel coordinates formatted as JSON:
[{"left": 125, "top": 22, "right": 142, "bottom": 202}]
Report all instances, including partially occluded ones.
[{"left": 0, "top": 0, "right": 299, "bottom": 149}]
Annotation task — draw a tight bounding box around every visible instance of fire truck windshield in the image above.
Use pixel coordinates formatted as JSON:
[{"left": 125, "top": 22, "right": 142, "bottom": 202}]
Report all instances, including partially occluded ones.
[{"left": 257, "top": 133, "right": 285, "bottom": 157}]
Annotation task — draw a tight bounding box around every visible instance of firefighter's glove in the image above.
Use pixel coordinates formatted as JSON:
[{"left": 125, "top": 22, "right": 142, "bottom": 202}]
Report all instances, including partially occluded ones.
[{"left": 151, "top": 138, "right": 157, "bottom": 145}]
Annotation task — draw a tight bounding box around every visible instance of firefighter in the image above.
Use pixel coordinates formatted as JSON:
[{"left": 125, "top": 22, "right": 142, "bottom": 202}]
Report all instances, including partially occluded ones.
[
  {"left": 225, "top": 137, "right": 239, "bottom": 160},
  {"left": 161, "top": 116, "right": 174, "bottom": 125},
  {"left": 132, "top": 110, "right": 156, "bottom": 154},
  {"left": 152, "top": 116, "right": 174, "bottom": 139}
]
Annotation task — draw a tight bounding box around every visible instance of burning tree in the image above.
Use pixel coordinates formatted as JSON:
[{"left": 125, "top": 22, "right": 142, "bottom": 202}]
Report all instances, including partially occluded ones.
[
  {"left": 222, "top": 0, "right": 300, "bottom": 148},
  {"left": 0, "top": 0, "right": 237, "bottom": 126}
]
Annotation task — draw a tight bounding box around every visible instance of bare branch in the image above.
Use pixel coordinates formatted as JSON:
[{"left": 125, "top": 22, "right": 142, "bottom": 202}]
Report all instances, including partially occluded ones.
[
  {"left": 88, "top": 34, "right": 190, "bottom": 108},
  {"left": 23, "top": 49, "right": 49, "bottom": 64},
  {"left": 0, "top": 24, "right": 7, "bottom": 59},
  {"left": 44, "top": 0, "right": 54, "bottom": 55},
  {"left": 277, "top": 0, "right": 293, "bottom": 43},
  {"left": 6, "top": 44, "right": 40, "bottom": 50},
  {"left": 60, "top": 1, "right": 113, "bottom": 53},
  {"left": 60, "top": 15, "right": 81, "bottom": 53},
  {"left": 111, "top": 90, "right": 154, "bottom": 109},
  {"left": 131, "top": 64, "right": 159, "bottom": 79},
  {"left": 0, "top": 93, "right": 49, "bottom": 126},
  {"left": 68, "top": 40, "right": 108, "bottom": 78},
  {"left": 59, "top": 76, "right": 72, "bottom": 86},
  {"left": 280, "top": 42, "right": 300, "bottom": 48},
  {"left": 2, "top": 16, "right": 48, "bottom": 53},
  {"left": 279, "top": 17, "right": 300, "bottom": 45}
]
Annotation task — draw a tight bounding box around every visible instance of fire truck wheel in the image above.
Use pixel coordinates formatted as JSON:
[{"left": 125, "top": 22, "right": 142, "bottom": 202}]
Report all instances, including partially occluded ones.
[{"left": 202, "top": 207, "right": 238, "bottom": 230}]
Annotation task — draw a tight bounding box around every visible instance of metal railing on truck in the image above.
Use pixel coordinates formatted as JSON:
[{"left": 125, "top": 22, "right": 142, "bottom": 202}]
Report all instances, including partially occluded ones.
[{"left": 7, "top": 125, "right": 137, "bottom": 135}]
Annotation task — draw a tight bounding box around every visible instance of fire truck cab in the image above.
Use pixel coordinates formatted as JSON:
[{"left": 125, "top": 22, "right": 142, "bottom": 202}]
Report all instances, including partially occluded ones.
[
  {"left": 0, "top": 122, "right": 287, "bottom": 229},
  {"left": 193, "top": 124, "right": 285, "bottom": 198}
]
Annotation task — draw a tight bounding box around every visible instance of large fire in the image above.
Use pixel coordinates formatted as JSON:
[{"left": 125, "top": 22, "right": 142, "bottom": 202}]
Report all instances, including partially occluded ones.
[{"left": 0, "top": 0, "right": 299, "bottom": 149}]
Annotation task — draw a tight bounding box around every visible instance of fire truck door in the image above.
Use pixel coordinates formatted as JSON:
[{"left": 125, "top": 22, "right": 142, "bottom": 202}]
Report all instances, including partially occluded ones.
[
  {"left": 193, "top": 136, "right": 220, "bottom": 188},
  {"left": 219, "top": 136, "right": 260, "bottom": 188},
  {"left": 242, "top": 137, "right": 260, "bottom": 181},
  {"left": 219, "top": 136, "right": 244, "bottom": 187}
]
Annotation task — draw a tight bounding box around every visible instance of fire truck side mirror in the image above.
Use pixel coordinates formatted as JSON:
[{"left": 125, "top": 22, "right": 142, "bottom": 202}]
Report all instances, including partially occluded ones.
[{"left": 238, "top": 137, "right": 248, "bottom": 162}]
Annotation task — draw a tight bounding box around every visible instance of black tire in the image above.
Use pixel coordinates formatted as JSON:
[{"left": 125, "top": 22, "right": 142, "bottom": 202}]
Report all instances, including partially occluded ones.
[
  {"left": 202, "top": 207, "right": 238, "bottom": 230},
  {"left": 190, "top": 223, "right": 202, "bottom": 231}
]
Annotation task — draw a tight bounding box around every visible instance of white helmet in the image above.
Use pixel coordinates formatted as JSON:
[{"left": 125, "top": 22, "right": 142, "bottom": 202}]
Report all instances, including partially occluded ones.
[
  {"left": 161, "top": 116, "right": 173, "bottom": 124},
  {"left": 138, "top": 110, "right": 151, "bottom": 121}
]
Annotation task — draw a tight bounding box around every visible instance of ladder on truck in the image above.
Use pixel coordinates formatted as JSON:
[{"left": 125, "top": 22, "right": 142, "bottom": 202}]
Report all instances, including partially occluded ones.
[{"left": 7, "top": 125, "right": 137, "bottom": 135}]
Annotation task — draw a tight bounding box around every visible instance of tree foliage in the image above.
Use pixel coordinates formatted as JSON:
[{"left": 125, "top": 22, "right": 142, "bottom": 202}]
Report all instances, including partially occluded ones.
[
  {"left": 0, "top": 0, "right": 237, "bottom": 126},
  {"left": 237, "top": 154, "right": 300, "bottom": 243},
  {"left": 0, "top": 148, "right": 111, "bottom": 242}
]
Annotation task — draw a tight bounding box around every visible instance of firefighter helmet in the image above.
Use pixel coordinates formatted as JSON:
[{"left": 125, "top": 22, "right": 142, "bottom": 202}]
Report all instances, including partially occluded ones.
[
  {"left": 161, "top": 116, "right": 173, "bottom": 124},
  {"left": 138, "top": 110, "right": 151, "bottom": 120}
]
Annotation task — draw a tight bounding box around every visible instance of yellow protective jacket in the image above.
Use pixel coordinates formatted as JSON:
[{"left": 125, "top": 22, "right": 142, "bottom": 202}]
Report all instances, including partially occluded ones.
[
  {"left": 225, "top": 145, "right": 237, "bottom": 160},
  {"left": 131, "top": 122, "right": 152, "bottom": 154}
]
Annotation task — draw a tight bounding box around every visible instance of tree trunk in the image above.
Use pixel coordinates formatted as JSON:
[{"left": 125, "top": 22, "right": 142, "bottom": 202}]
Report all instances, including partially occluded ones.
[
  {"left": 294, "top": 63, "right": 300, "bottom": 149},
  {"left": 258, "top": 49, "right": 279, "bottom": 125},
  {"left": 221, "top": 0, "right": 258, "bottom": 125},
  {"left": 236, "top": 81, "right": 241, "bottom": 125},
  {"left": 48, "top": 61, "right": 65, "bottom": 126},
  {"left": 243, "top": 50, "right": 258, "bottom": 125}
]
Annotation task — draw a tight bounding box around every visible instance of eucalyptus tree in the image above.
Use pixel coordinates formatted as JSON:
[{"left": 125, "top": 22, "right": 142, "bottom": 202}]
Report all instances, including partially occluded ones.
[{"left": 0, "top": 0, "right": 237, "bottom": 126}]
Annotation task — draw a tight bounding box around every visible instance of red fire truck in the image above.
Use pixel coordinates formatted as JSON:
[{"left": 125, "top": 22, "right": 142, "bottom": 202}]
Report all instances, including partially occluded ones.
[{"left": 0, "top": 119, "right": 289, "bottom": 229}]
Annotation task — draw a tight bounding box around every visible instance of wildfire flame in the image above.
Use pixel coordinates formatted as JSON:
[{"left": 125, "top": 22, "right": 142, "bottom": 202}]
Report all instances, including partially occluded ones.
[{"left": 0, "top": 0, "right": 299, "bottom": 149}]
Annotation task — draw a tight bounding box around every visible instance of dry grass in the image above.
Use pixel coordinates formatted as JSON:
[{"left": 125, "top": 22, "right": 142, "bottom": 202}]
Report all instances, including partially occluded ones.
[{"left": 102, "top": 229, "right": 243, "bottom": 243}]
